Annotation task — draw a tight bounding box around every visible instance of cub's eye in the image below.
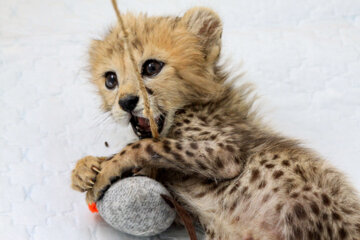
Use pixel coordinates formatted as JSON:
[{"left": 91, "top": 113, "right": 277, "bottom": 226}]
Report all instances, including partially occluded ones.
[
  {"left": 141, "top": 59, "right": 164, "bottom": 77},
  {"left": 104, "top": 71, "right": 118, "bottom": 90}
]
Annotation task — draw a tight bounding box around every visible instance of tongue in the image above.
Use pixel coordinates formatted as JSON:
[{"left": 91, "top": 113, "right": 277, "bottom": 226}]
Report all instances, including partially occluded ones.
[{"left": 138, "top": 117, "right": 150, "bottom": 131}]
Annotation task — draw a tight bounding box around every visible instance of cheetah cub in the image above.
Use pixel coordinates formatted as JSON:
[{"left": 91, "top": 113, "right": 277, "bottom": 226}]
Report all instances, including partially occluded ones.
[{"left": 71, "top": 7, "right": 360, "bottom": 240}]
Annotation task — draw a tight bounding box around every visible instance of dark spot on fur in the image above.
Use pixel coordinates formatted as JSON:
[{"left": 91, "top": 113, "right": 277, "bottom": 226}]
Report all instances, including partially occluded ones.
[
  {"left": 218, "top": 142, "right": 224, "bottom": 148},
  {"left": 307, "top": 231, "right": 320, "bottom": 240},
  {"left": 226, "top": 145, "right": 235, "bottom": 152},
  {"left": 303, "top": 185, "right": 312, "bottom": 191},
  {"left": 241, "top": 186, "right": 248, "bottom": 194},
  {"left": 210, "top": 135, "right": 217, "bottom": 140},
  {"left": 229, "top": 200, "right": 238, "bottom": 212},
  {"left": 174, "top": 129, "right": 182, "bottom": 137},
  {"left": 175, "top": 109, "right": 186, "bottom": 115},
  {"left": 273, "top": 154, "right": 279, "bottom": 160},
  {"left": 260, "top": 159, "right": 267, "bottom": 165},
  {"left": 250, "top": 169, "right": 260, "bottom": 183},
  {"left": 152, "top": 138, "right": 160, "bottom": 142},
  {"left": 265, "top": 164, "right": 275, "bottom": 169},
  {"left": 187, "top": 113, "right": 194, "bottom": 118},
  {"left": 132, "top": 143, "right": 141, "bottom": 149},
  {"left": 282, "top": 160, "right": 290, "bottom": 166},
  {"left": 175, "top": 122, "right": 183, "bottom": 127},
  {"left": 276, "top": 203, "right": 283, "bottom": 213},
  {"left": 321, "top": 193, "right": 331, "bottom": 206},
  {"left": 175, "top": 142, "right": 182, "bottom": 150},
  {"left": 229, "top": 185, "right": 239, "bottom": 194},
  {"left": 163, "top": 144, "right": 171, "bottom": 153},
  {"left": 339, "top": 228, "right": 347, "bottom": 239},
  {"left": 199, "top": 131, "right": 210, "bottom": 136},
  {"left": 293, "top": 203, "right": 307, "bottom": 220},
  {"left": 292, "top": 227, "right": 303, "bottom": 239},
  {"left": 258, "top": 180, "right": 267, "bottom": 189},
  {"left": 332, "top": 211, "right": 342, "bottom": 221},
  {"left": 310, "top": 201, "right": 320, "bottom": 215},
  {"left": 273, "top": 187, "right": 279, "bottom": 193},
  {"left": 290, "top": 192, "right": 299, "bottom": 198},
  {"left": 215, "top": 157, "right": 224, "bottom": 169},
  {"left": 190, "top": 142, "right": 198, "bottom": 149},
  {"left": 183, "top": 119, "right": 190, "bottom": 124},
  {"left": 162, "top": 139, "right": 170, "bottom": 145},
  {"left": 104, "top": 141, "right": 109, "bottom": 147},
  {"left": 205, "top": 147, "right": 213, "bottom": 154},
  {"left": 323, "top": 213, "right": 328, "bottom": 221},
  {"left": 198, "top": 116, "right": 207, "bottom": 122},
  {"left": 273, "top": 170, "right": 284, "bottom": 179},
  {"left": 120, "top": 150, "right": 126, "bottom": 155},
  {"left": 145, "top": 145, "right": 155, "bottom": 155},
  {"left": 185, "top": 151, "right": 194, "bottom": 157},
  {"left": 171, "top": 152, "right": 184, "bottom": 162}
]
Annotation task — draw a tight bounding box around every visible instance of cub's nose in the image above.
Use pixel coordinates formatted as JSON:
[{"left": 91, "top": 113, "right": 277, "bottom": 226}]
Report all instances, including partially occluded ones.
[{"left": 119, "top": 95, "right": 139, "bottom": 112}]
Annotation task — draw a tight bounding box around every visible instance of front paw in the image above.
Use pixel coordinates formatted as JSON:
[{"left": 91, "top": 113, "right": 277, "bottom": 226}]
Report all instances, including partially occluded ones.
[
  {"left": 71, "top": 156, "right": 102, "bottom": 193},
  {"left": 87, "top": 158, "right": 137, "bottom": 203}
]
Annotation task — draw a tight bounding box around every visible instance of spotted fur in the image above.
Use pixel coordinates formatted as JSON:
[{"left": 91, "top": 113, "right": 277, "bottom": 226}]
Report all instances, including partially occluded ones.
[{"left": 71, "top": 7, "right": 360, "bottom": 240}]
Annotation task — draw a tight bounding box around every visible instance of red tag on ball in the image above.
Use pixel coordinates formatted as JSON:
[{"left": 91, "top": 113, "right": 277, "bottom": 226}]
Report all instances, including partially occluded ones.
[{"left": 88, "top": 202, "right": 98, "bottom": 213}]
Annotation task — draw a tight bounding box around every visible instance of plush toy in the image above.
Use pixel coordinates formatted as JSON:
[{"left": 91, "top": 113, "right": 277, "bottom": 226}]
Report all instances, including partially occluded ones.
[
  {"left": 92, "top": 176, "right": 176, "bottom": 237},
  {"left": 84, "top": 1, "right": 197, "bottom": 239}
]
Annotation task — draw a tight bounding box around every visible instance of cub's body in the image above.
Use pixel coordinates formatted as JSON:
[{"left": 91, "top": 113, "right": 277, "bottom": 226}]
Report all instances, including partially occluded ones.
[{"left": 71, "top": 7, "right": 360, "bottom": 240}]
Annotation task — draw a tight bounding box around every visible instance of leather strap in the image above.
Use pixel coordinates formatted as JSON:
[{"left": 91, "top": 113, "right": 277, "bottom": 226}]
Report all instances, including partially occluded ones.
[{"left": 161, "top": 194, "right": 198, "bottom": 240}]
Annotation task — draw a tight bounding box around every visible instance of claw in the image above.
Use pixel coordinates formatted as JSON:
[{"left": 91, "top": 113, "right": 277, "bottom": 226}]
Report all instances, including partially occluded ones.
[
  {"left": 89, "top": 180, "right": 95, "bottom": 185},
  {"left": 91, "top": 166, "right": 100, "bottom": 173}
]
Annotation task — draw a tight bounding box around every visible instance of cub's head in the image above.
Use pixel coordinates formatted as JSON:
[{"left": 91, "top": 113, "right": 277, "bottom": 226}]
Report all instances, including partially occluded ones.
[{"left": 89, "top": 7, "right": 224, "bottom": 138}]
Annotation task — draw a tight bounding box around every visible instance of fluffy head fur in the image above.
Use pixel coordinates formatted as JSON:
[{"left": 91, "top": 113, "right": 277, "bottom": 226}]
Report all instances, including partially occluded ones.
[{"left": 88, "top": 7, "right": 246, "bottom": 135}]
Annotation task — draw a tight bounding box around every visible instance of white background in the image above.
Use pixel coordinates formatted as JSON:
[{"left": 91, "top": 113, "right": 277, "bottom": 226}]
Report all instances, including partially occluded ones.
[{"left": 1, "top": 0, "right": 360, "bottom": 239}]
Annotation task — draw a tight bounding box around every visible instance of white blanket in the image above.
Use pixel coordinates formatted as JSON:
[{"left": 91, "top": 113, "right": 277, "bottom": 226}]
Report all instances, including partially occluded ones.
[{"left": 1, "top": 0, "right": 359, "bottom": 239}]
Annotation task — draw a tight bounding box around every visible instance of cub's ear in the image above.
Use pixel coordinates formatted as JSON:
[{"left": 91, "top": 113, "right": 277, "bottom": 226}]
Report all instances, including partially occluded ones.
[{"left": 181, "top": 7, "right": 222, "bottom": 63}]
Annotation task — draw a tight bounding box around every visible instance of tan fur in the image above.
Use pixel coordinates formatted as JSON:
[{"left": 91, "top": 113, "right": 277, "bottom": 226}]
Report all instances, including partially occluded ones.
[{"left": 71, "top": 7, "right": 360, "bottom": 240}]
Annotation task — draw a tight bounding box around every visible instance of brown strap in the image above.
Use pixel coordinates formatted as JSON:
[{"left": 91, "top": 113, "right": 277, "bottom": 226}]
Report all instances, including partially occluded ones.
[
  {"left": 111, "top": 0, "right": 159, "bottom": 139},
  {"left": 161, "top": 194, "right": 198, "bottom": 240}
]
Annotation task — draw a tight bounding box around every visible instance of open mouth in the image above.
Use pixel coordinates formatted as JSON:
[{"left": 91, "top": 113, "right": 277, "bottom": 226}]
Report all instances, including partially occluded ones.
[{"left": 130, "top": 114, "right": 165, "bottom": 139}]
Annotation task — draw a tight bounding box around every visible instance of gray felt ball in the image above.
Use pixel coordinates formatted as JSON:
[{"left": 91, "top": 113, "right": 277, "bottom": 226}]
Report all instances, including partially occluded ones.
[{"left": 96, "top": 176, "right": 176, "bottom": 237}]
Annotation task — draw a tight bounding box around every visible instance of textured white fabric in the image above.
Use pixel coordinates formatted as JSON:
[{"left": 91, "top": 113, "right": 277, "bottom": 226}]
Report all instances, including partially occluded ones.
[{"left": 1, "top": 0, "right": 360, "bottom": 240}]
